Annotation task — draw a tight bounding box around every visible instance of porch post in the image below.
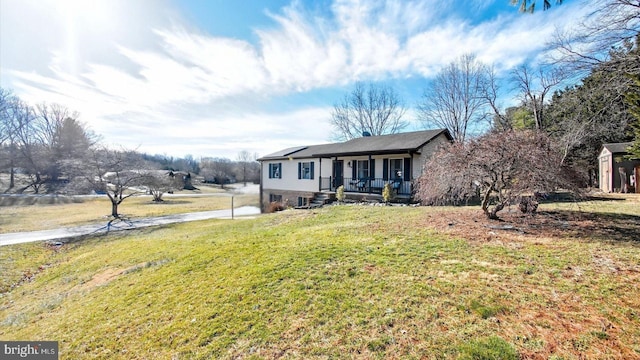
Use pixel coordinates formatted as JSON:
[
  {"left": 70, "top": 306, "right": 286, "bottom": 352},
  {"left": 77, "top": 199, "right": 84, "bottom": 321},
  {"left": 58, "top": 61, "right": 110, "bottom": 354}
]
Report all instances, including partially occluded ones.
[
  {"left": 368, "top": 154, "right": 372, "bottom": 193},
  {"left": 318, "top": 157, "right": 322, "bottom": 191},
  {"left": 336, "top": 156, "right": 344, "bottom": 191},
  {"left": 259, "top": 161, "right": 264, "bottom": 212},
  {"left": 408, "top": 152, "right": 413, "bottom": 196}
]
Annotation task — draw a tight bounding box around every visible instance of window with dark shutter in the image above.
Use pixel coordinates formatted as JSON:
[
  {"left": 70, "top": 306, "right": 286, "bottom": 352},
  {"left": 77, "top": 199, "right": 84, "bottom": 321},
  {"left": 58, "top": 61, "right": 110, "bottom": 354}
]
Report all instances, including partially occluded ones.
[
  {"left": 356, "top": 160, "right": 369, "bottom": 179},
  {"left": 269, "top": 163, "right": 282, "bottom": 179},
  {"left": 403, "top": 158, "right": 411, "bottom": 181},
  {"left": 298, "top": 161, "right": 314, "bottom": 180},
  {"left": 383, "top": 159, "right": 389, "bottom": 181},
  {"left": 389, "top": 159, "right": 403, "bottom": 179}
]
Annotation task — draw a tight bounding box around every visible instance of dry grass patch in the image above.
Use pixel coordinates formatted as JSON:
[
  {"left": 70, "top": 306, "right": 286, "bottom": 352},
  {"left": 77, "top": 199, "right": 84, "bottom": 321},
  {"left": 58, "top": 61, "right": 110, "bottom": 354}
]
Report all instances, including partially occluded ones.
[{"left": 0, "top": 191, "right": 258, "bottom": 233}]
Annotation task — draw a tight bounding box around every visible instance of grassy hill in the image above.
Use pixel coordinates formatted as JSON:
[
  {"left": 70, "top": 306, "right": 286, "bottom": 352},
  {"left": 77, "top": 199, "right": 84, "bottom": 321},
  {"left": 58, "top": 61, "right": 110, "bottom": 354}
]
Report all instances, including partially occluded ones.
[{"left": 1, "top": 202, "right": 640, "bottom": 359}]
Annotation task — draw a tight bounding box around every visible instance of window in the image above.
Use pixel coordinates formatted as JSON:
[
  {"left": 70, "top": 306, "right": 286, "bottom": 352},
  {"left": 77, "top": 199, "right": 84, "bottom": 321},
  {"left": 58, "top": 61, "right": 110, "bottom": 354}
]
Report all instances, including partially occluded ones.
[
  {"left": 356, "top": 160, "right": 369, "bottom": 179},
  {"left": 298, "top": 161, "right": 314, "bottom": 180},
  {"left": 384, "top": 158, "right": 410, "bottom": 182},
  {"left": 269, "top": 163, "right": 281, "bottom": 179},
  {"left": 390, "top": 159, "right": 403, "bottom": 179},
  {"left": 297, "top": 197, "right": 309, "bottom": 207},
  {"left": 269, "top": 194, "right": 282, "bottom": 203}
]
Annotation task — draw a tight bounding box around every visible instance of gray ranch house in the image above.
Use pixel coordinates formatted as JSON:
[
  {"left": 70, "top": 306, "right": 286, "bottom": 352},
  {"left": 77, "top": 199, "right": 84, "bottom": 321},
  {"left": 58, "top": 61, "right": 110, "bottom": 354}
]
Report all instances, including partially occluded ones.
[{"left": 257, "top": 129, "right": 452, "bottom": 211}]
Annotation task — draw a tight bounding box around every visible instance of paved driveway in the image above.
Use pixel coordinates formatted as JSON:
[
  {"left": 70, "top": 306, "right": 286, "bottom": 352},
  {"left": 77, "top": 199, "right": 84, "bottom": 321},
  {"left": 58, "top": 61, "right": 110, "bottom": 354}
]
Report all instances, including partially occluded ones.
[{"left": 0, "top": 206, "right": 261, "bottom": 247}]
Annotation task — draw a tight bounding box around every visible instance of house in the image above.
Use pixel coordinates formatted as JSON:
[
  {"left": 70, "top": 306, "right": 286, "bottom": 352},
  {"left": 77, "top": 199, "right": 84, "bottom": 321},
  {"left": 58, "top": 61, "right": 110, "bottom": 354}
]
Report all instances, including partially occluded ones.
[
  {"left": 257, "top": 129, "right": 453, "bottom": 211},
  {"left": 167, "top": 171, "right": 197, "bottom": 190},
  {"left": 598, "top": 142, "right": 640, "bottom": 193}
]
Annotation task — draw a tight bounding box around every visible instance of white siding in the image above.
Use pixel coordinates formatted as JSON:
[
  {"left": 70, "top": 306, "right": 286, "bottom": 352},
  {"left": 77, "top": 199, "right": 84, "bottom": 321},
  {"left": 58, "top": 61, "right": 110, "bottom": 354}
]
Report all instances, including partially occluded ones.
[
  {"left": 262, "top": 158, "right": 320, "bottom": 192},
  {"left": 320, "top": 158, "right": 331, "bottom": 180},
  {"left": 344, "top": 156, "right": 375, "bottom": 179}
]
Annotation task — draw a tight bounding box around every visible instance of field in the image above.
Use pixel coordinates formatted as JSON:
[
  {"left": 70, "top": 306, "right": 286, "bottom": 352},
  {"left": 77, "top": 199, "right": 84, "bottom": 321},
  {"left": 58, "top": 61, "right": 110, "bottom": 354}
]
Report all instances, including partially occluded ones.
[
  {"left": 0, "top": 184, "right": 258, "bottom": 233},
  {"left": 1, "top": 195, "right": 639, "bottom": 359}
]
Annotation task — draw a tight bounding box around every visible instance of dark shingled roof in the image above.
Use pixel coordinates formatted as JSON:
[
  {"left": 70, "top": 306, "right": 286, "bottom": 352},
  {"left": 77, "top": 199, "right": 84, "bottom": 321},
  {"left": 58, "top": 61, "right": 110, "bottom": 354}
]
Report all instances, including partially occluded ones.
[
  {"left": 602, "top": 142, "right": 633, "bottom": 154},
  {"left": 261, "top": 145, "right": 309, "bottom": 158},
  {"left": 259, "top": 129, "right": 451, "bottom": 160}
]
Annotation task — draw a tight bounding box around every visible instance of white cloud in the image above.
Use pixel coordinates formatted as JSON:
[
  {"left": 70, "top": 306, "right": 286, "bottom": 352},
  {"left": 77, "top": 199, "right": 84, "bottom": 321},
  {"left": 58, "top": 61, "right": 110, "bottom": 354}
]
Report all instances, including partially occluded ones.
[
  {"left": 1, "top": 0, "right": 588, "bottom": 158},
  {"left": 101, "top": 106, "right": 335, "bottom": 159},
  {"left": 155, "top": 28, "right": 269, "bottom": 97}
]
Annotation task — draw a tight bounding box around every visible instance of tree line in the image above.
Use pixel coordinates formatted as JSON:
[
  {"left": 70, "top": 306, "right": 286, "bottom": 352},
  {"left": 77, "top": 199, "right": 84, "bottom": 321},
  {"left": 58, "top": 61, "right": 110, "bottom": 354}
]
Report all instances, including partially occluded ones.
[{"left": 0, "top": 92, "right": 99, "bottom": 194}]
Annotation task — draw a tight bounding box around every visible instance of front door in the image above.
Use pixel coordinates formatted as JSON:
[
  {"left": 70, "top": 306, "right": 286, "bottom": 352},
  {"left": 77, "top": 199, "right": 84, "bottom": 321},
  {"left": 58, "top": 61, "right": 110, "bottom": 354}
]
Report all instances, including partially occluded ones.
[{"left": 333, "top": 160, "right": 344, "bottom": 190}]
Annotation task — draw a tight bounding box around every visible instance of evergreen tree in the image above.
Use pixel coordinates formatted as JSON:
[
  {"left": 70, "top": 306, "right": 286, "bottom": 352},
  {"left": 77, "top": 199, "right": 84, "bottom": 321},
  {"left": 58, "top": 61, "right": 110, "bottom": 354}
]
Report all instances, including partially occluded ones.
[
  {"left": 626, "top": 74, "right": 640, "bottom": 159},
  {"left": 511, "top": 0, "right": 562, "bottom": 13},
  {"left": 544, "top": 36, "right": 639, "bottom": 183}
]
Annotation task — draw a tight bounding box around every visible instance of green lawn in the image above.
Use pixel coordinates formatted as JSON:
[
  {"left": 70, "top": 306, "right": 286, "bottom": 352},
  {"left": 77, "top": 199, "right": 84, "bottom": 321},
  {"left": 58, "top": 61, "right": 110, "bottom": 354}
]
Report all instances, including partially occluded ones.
[{"left": 1, "top": 203, "right": 639, "bottom": 359}]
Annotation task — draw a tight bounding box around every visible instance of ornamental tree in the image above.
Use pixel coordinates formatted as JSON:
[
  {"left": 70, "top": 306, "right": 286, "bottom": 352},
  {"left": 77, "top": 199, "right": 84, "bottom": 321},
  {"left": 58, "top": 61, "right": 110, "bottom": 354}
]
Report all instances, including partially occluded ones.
[
  {"left": 84, "top": 147, "right": 153, "bottom": 218},
  {"left": 416, "top": 130, "right": 580, "bottom": 219}
]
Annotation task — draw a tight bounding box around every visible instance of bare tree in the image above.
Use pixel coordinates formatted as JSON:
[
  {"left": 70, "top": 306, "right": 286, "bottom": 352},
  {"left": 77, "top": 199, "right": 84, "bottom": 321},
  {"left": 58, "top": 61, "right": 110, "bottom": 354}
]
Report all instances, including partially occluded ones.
[
  {"left": 417, "top": 54, "right": 490, "bottom": 142},
  {"left": 0, "top": 89, "right": 28, "bottom": 190},
  {"left": 181, "top": 154, "right": 200, "bottom": 174},
  {"left": 33, "top": 103, "right": 77, "bottom": 147},
  {"left": 200, "top": 157, "right": 234, "bottom": 188},
  {"left": 9, "top": 101, "right": 47, "bottom": 193},
  {"left": 0, "top": 89, "right": 9, "bottom": 190},
  {"left": 482, "top": 67, "right": 513, "bottom": 132},
  {"left": 250, "top": 152, "right": 260, "bottom": 183},
  {"left": 416, "top": 130, "right": 580, "bottom": 219},
  {"left": 330, "top": 82, "right": 407, "bottom": 141},
  {"left": 236, "top": 150, "right": 253, "bottom": 186},
  {"left": 146, "top": 171, "right": 183, "bottom": 202},
  {"left": 1, "top": 94, "right": 98, "bottom": 193},
  {"left": 511, "top": 64, "right": 565, "bottom": 130},
  {"left": 9, "top": 103, "right": 96, "bottom": 193},
  {"left": 0, "top": 88, "right": 15, "bottom": 145},
  {"left": 84, "top": 147, "right": 153, "bottom": 218},
  {"left": 549, "top": 0, "right": 640, "bottom": 73}
]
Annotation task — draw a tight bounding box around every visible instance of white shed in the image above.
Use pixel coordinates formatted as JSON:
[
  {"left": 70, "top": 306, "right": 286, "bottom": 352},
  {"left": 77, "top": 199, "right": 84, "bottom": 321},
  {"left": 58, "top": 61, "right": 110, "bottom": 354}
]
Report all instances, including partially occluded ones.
[{"left": 598, "top": 142, "right": 640, "bottom": 193}]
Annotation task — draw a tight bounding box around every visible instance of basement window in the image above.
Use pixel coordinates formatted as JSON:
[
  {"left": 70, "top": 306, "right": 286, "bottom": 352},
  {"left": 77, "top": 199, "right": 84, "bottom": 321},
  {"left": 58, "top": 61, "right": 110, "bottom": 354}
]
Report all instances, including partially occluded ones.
[{"left": 297, "top": 197, "right": 309, "bottom": 207}]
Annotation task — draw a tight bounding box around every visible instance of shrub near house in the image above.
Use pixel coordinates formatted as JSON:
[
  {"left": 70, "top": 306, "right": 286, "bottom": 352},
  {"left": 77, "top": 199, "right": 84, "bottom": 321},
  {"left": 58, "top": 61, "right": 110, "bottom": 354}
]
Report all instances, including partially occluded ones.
[{"left": 416, "top": 130, "right": 580, "bottom": 219}]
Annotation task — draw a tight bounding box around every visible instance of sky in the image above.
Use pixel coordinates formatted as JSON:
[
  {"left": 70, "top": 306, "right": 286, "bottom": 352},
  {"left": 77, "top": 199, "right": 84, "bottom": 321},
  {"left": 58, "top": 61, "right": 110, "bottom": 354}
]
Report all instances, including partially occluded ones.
[{"left": 0, "top": 0, "right": 587, "bottom": 160}]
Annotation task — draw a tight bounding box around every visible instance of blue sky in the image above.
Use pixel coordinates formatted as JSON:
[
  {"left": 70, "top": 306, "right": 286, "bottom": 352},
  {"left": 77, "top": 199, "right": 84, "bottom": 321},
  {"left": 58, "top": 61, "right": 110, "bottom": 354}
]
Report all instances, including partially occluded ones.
[{"left": 0, "top": 0, "right": 586, "bottom": 160}]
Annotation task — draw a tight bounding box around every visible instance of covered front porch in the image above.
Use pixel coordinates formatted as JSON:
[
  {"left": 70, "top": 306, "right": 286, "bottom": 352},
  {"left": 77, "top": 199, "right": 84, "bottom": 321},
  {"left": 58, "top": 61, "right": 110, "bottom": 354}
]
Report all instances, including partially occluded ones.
[{"left": 319, "top": 176, "right": 412, "bottom": 197}]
